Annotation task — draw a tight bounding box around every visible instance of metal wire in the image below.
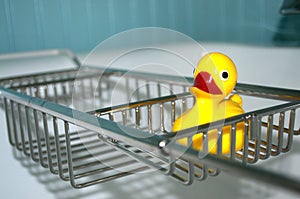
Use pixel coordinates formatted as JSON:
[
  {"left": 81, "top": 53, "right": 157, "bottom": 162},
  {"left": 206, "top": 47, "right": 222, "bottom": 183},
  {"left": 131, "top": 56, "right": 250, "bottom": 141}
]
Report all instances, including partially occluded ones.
[{"left": 1, "top": 66, "right": 300, "bottom": 192}]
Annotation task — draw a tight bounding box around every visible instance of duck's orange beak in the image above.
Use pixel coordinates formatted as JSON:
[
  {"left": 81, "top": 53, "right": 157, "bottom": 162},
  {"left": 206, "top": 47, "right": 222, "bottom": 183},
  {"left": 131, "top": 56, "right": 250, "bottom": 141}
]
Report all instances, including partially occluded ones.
[{"left": 193, "top": 72, "right": 222, "bottom": 95}]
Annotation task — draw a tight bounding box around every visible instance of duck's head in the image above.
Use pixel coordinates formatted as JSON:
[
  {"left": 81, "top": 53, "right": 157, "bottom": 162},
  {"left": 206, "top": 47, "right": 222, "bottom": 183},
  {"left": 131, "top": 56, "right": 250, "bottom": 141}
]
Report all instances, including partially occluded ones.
[{"left": 190, "top": 52, "right": 237, "bottom": 99}]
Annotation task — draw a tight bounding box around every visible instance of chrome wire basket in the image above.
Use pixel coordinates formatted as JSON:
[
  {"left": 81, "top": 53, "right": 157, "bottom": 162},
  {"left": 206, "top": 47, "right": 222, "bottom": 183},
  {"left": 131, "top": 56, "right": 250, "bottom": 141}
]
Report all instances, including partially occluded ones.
[{"left": 1, "top": 51, "right": 300, "bottom": 192}]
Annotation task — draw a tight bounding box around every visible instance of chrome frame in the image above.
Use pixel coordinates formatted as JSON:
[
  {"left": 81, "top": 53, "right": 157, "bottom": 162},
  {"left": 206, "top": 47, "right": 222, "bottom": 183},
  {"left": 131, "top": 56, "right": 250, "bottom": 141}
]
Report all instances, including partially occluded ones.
[{"left": 1, "top": 52, "right": 300, "bottom": 193}]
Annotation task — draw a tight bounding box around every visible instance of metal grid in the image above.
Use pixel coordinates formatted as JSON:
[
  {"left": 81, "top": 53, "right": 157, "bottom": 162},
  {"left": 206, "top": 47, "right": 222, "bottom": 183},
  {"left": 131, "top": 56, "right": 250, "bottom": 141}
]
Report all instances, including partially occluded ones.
[
  {"left": 0, "top": 66, "right": 193, "bottom": 188},
  {"left": 91, "top": 88, "right": 300, "bottom": 184},
  {"left": 93, "top": 92, "right": 299, "bottom": 163},
  {"left": 1, "top": 65, "right": 300, "bottom": 191}
]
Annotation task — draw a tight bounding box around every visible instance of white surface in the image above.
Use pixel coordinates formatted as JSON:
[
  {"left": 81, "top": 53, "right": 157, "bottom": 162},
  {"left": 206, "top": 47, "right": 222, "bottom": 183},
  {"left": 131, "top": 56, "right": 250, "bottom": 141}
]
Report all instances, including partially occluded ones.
[{"left": 0, "top": 43, "right": 300, "bottom": 199}]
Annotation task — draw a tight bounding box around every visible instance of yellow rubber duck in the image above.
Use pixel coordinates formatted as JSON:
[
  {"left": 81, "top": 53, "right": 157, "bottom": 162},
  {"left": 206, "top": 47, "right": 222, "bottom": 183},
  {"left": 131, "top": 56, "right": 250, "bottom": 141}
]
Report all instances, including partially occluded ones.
[{"left": 172, "top": 52, "right": 244, "bottom": 154}]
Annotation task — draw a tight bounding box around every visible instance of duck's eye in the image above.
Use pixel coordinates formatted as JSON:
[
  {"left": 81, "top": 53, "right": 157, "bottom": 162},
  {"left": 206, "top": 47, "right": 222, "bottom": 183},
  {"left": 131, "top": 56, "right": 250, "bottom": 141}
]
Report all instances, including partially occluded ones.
[{"left": 220, "top": 70, "right": 229, "bottom": 81}]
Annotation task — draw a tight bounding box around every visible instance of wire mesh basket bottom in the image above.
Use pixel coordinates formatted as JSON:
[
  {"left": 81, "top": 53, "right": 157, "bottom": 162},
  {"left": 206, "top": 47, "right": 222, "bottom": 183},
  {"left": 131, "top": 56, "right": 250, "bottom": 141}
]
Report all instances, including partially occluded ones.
[{"left": 1, "top": 67, "right": 300, "bottom": 189}]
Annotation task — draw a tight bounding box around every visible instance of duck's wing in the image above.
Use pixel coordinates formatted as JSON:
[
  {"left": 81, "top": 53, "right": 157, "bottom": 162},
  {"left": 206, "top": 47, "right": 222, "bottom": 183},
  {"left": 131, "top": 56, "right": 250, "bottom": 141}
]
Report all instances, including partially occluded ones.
[{"left": 228, "top": 93, "right": 242, "bottom": 107}]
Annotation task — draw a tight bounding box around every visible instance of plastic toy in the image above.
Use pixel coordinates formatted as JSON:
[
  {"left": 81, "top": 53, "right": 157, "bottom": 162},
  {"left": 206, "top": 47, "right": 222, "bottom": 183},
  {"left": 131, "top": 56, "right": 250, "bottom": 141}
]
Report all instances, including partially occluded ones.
[{"left": 172, "top": 52, "right": 245, "bottom": 154}]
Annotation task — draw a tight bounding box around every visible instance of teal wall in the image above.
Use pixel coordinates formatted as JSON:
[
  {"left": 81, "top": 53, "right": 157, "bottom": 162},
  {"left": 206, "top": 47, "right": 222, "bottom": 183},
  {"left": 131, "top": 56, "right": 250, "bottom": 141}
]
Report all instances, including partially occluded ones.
[{"left": 0, "top": 0, "right": 299, "bottom": 53}]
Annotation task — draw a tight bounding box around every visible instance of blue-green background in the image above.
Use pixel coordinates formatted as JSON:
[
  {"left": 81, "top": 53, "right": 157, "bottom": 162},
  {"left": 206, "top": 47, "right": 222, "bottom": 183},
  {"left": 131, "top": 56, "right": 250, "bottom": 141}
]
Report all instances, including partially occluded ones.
[{"left": 0, "top": 0, "right": 299, "bottom": 53}]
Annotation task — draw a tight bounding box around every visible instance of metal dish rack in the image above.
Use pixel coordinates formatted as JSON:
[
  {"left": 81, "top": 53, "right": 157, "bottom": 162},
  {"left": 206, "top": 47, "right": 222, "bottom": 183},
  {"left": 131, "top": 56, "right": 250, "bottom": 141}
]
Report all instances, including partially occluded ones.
[{"left": 1, "top": 50, "right": 300, "bottom": 192}]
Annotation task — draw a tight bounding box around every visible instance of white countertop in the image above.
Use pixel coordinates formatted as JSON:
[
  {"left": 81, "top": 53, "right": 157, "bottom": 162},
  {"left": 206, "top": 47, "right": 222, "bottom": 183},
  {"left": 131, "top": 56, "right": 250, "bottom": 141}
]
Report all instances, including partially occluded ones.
[{"left": 1, "top": 43, "right": 300, "bottom": 199}]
